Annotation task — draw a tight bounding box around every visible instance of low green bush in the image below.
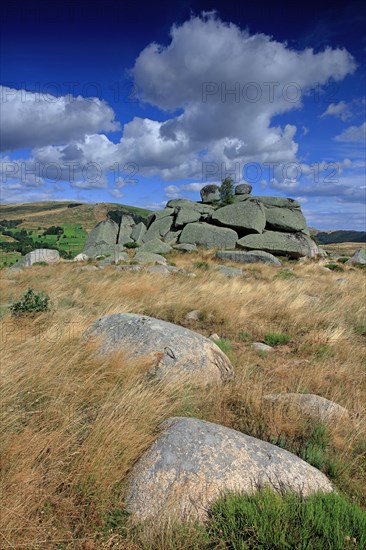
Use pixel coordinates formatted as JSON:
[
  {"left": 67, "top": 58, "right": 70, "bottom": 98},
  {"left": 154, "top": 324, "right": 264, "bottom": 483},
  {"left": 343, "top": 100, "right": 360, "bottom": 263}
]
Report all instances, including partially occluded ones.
[
  {"left": 125, "top": 241, "right": 140, "bottom": 249},
  {"left": 10, "top": 288, "right": 50, "bottom": 316},
  {"left": 264, "top": 332, "right": 291, "bottom": 346}
]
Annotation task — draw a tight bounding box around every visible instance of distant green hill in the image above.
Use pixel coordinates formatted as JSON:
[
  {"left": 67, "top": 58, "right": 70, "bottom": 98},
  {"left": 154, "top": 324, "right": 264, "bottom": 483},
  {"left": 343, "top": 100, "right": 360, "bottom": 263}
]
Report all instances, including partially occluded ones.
[
  {"left": 0, "top": 201, "right": 151, "bottom": 268},
  {"left": 314, "top": 230, "right": 366, "bottom": 245}
]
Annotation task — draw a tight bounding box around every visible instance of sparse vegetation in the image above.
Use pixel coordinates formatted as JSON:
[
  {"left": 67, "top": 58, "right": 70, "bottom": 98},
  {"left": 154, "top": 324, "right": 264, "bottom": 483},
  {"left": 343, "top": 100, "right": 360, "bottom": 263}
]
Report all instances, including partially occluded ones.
[{"left": 1, "top": 251, "right": 365, "bottom": 548}]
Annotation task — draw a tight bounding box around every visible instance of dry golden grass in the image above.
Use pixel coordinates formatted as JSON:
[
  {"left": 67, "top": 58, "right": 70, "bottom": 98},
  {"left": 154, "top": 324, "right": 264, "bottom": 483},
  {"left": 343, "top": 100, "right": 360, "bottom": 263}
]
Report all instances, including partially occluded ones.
[{"left": 0, "top": 254, "right": 365, "bottom": 548}]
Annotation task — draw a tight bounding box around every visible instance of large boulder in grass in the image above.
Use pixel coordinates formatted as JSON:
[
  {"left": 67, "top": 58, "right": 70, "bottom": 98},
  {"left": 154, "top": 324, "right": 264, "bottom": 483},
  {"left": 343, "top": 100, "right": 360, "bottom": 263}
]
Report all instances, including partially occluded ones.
[
  {"left": 263, "top": 393, "right": 349, "bottom": 424},
  {"left": 237, "top": 231, "right": 319, "bottom": 258},
  {"left": 14, "top": 248, "right": 60, "bottom": 268},
  {"left": 200, "top": 184, "right": 220, "bottom": 203},
  {"left": 346, "top": 248, "right": 366, "bottom": 265},
  {"left": 211, "top": 201, "right": 266, "bottom": 233},
  {"left": 264, "top": 206, "right": 307, "bottom": 232},
  {"left": 134, "top": 251, "right": 167, "bottom": 265},
  {"left": 126, "top": 417, "right": 333, "bottom": 522},
  {"left": 87, "top": 314, "right": 233, "bottom": 383},
  {"left": 216, "top": 250, "right": 282, "bottom": 266},
  {"left": 179, "top": 222, "right": 238, "bottom": 249}
]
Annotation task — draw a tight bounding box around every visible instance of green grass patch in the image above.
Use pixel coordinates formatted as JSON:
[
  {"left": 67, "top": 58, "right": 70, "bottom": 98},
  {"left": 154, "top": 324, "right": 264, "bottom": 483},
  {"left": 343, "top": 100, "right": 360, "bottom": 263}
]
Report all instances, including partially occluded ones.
[
  {"left": 275, "top": 269, "right": 297, "bottom": 280},
  {"left": 213, "top": 338, "right": 232, "bottom": 354},
  {"left": 209, "top": 489, "right": 366, "bottom": 549},
  {"left": 264, "top": 332, "right": 291, "bottom": 346}
]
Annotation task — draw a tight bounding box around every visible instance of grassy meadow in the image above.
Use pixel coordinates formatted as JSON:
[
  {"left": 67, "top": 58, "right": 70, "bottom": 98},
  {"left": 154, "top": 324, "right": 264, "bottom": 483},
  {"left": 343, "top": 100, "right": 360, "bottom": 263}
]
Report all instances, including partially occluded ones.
[{"left": 1, "top": 248, "right": 365, "bottom": 548}]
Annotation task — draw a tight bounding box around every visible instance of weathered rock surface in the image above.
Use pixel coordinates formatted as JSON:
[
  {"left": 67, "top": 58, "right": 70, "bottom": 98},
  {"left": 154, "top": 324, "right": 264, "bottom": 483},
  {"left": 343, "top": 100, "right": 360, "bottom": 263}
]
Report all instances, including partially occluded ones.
[
  {"left": 14, "top": 248, "right": 60, "bottom": 268},
  {"left": 215, "top": 265, "right": 244, "bottom": 277},
  {"left": 143, "top": 217, "right": 173, "bottom": 242},
  {"left": 134, "top": 251, "right": 167, "bottom": 264},
  {"left": 146, "top": 208, "right": 175, "bottom": 227},
  {"left": 138, "top": 239, "right": 172, "bottom": 254},
  {"left": 166, "top": 199, "right": 215, "bottom": 215},
  {"left": 88, "top": 314, "right": 233, "bottom": 382},
  {"left": 117, "top": 225, "right": 133, "bottom": 245},
  {"left": 179, "top": 222, "right": 238, "bottom": 249},
  {"left": 85, "top": 219, "right": 119, "bottom": 247},
  {"left": 264, "top": 393, "right": 349, "bottom": 423},
  {"left": 126, "top": 417, "right": 333, "bottom": 522},
  {"left": 174, "top": 207, "right": 201, "bottom": 228},
  {"left": 265, "top": 206, "right": 307, "bottom": 232},
  {"left": 346, "top": 248, "right": 366, "bottom": 265},
  {"left": 237, "top": 231, "right": 319, "bottom": 259},
  {"left": 211, "top": 201, "right": 266, "bottom": 233},
  {"left": 130, "top": 222, "right": 147, "bottom": 243},
  {"left": 253, "top": 196, "right": 301, "bottom": 208},
  {"left": 200, "top": 184, "right": 220, "bottom": 203},
  {"left": 216, "top": 250, "right": 282, "bottom": 266},
  {"left": 163, "top": 229, "right": 182, "bottom": 244},
  {"left": 173, "top": 243, "right": 197, "bottom": 252},
  {"left": 235, "top": 183, "right": 252, "bottom": 195}
]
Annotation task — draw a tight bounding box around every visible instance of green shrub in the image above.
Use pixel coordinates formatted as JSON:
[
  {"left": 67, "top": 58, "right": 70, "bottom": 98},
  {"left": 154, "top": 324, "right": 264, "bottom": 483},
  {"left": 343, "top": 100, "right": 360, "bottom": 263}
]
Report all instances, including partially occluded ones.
[
  {"left": 337, "top": 257, "right": 349, "bottom": 263},
  {"left": 32, "top": 261, "right": 48, "bottom": 267},
  {"left": 275, "top": 269, "right": 296, "bottom": 280},
  {"left": 10, "top": 288, "right": 50, "bottom": 316},
  {"left": 125, "top": 241, "right": 140, "bottom": 249},
  {"left": 209, "top": 489, "right": 366, "bottom": 549},
  {"left": 325, "top": 263, "right": 344, "bottom": 272},
  {"left": 264, "top": 332, "right": 291, "bottom": 346},
  {"left": 213, "top": 338, "right": 232, "bottom": 354}
]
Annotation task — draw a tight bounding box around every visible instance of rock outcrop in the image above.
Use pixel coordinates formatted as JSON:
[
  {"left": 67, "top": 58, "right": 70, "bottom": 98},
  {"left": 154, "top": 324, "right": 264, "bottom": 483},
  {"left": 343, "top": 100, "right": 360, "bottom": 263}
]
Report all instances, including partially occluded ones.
[
  {"left": 82, "top": 187, "right": 320, "bottom": 260},
  {"left": 126, "top": 417, "right": 333, "bottom": 522}
]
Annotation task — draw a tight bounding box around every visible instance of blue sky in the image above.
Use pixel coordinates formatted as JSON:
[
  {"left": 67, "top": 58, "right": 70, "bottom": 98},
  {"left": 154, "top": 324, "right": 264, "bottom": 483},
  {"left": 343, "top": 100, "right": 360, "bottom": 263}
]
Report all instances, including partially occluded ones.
[{"left": 0, "top": 0, "right": 365, "bottom": 229}]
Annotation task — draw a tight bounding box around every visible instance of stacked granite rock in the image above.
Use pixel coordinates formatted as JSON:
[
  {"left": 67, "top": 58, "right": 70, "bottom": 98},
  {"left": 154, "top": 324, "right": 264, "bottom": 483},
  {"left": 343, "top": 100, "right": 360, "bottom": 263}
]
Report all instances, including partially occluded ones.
[{"left": 83, "top": 184, "right": 320, "bottom": 260}]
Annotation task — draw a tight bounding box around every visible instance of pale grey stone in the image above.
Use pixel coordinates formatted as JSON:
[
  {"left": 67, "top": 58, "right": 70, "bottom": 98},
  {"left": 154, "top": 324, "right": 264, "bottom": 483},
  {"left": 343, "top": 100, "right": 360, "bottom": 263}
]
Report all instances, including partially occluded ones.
[
  {"left": 87, "top": 314, "right": 233, "bottom": 383},
  {"left": 126, "top": 417, "right": 333, "bottom": 522}
]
